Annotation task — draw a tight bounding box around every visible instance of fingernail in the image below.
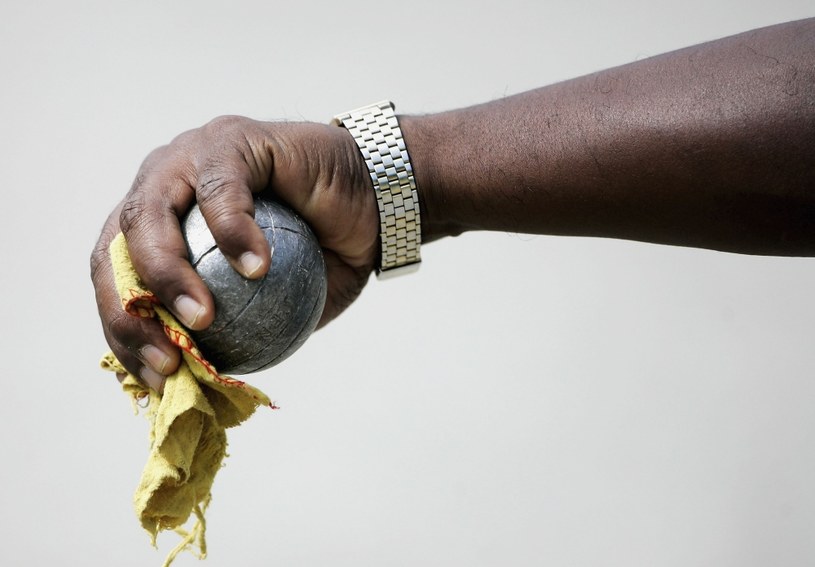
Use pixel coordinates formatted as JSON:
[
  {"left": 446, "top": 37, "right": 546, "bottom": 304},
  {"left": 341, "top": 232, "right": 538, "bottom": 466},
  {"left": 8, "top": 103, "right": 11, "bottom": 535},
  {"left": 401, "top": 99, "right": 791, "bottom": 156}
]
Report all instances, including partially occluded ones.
[
  {"left": 140, "top": 345, "right": 171, "bottom": 374},
  {"left": 175, "top": 295, "right": 206, "bottom": 328},
  {"left": 140, "top": 366, "right": 165, "bottom": 392},
  {"left": 240, "top": 252, "right": 264, "bottom": 278}
]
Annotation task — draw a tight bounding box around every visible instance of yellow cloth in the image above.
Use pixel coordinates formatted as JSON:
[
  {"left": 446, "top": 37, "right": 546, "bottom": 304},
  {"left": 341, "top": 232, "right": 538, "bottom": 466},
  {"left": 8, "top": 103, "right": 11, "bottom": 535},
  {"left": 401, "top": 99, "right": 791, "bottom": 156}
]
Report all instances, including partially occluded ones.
[{"left": 100, "top": 232, "right": 273, "bottom": 565}]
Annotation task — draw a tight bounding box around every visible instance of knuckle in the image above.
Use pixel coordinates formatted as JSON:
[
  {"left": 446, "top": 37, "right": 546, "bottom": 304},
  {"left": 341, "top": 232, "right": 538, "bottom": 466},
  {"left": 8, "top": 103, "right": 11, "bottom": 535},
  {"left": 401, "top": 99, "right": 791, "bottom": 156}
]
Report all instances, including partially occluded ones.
[
  {"left": 208, "top": 207, "right": 245, "bottom": 237},
  {"left": 196, "top": 166, "right": 231, "bottom": 203},
  {"left": 119, "top": 192, "right": 148, "bottom": 235},
  {"left": 90, "top": 229, "right": 113, "bottom": 282},
  {"left": 169, "top": 125, "right": 201, "bottom": 147},
  {"left": 143, "top": 143, "right": 171, "bottom": 165},
  {"left": 132, "top": 145, "right": 171, "bottom": 183},
  {"left": 89, "top": 245, "right": 107, "bottom": 284},
  {"left": 205, "top": 114, "right": 244, "bottom": 133},
  {"left": 106, "top": 310, "right": 140, "bottom": 352}
]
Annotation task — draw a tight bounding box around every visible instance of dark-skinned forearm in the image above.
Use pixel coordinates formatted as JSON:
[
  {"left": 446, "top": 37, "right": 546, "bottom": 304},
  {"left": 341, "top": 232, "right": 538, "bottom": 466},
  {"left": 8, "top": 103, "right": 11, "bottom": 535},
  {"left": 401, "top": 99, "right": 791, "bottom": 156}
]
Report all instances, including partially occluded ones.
[{"left": 403, "top": 18, "right": 815, "bottom": 255}]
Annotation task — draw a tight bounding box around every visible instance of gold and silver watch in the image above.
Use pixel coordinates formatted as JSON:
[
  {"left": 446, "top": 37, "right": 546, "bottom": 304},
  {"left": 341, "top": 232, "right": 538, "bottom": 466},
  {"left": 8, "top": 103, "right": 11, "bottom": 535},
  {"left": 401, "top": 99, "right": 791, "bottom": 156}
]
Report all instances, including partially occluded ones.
[{"left": 331, "top": 101, "right": 421, "bottom": 279}]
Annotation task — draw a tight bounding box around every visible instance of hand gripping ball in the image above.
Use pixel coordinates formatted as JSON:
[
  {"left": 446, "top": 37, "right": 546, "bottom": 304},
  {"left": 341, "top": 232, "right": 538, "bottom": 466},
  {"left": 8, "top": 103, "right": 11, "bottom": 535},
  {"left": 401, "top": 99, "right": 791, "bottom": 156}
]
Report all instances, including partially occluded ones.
[{"left": 181, "top": 196, "right": 327, "bottom": 375}]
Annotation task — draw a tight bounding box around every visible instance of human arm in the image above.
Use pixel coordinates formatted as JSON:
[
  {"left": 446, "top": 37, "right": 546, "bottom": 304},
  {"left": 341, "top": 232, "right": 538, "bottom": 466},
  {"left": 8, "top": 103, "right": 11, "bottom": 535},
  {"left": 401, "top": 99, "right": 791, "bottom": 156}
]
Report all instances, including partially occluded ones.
[
  {"left": 90, "top": 18, "right": 815, "bottom": 390},
  {"left": 407, "top": 17, "right": 815, "bottom": 254}
]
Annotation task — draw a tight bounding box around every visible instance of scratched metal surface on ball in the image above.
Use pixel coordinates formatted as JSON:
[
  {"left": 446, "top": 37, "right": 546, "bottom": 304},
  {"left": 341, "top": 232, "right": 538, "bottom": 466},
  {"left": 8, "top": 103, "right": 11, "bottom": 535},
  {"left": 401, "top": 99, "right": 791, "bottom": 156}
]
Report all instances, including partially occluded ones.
[{"left": 182, "top": 196, "right": 327, "bottom": 374}]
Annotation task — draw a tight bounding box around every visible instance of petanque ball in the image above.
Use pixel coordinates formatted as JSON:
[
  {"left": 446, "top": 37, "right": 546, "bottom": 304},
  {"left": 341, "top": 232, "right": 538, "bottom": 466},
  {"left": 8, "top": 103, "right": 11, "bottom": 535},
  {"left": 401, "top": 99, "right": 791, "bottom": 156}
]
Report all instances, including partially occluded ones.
[{"left": 181, "top": 195, "right": 327, "bottom": 375}]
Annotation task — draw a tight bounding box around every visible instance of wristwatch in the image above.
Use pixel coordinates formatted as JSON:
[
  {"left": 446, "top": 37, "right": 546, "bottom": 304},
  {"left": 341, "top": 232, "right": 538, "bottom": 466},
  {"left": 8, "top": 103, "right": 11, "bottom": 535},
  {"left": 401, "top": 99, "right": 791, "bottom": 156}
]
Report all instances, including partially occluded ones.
[{"left": 331, "top": 101, "right": 422, "bottom": 279}]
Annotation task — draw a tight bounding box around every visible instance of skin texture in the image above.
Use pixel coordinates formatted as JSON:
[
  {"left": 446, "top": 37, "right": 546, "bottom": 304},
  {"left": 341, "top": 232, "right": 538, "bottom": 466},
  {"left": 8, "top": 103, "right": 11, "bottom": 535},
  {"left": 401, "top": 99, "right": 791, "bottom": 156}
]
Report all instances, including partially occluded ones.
[
  {"left": 91, "top": 119, "right": 378, "bottom": 390},
  {"left": 90, "top": 18, "right": 814, "bottom": 392},
  {"left": 408, "top": 18, "right": 815, "bottom": 252}
]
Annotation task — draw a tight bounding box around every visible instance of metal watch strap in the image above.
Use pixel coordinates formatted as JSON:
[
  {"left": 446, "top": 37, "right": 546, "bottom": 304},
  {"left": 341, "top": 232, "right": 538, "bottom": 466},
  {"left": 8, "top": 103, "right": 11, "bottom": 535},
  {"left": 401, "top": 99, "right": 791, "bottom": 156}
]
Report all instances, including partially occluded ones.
[{"left": 331, "top": 101, "right": 421, "bottom": 278}]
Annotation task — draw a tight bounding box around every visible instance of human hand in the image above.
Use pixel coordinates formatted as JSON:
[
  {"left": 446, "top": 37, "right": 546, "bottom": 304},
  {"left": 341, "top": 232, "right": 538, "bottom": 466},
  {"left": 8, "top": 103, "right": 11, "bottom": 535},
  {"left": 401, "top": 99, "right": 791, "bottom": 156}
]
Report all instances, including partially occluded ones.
[{"left": 90, "top": 116, "right": 378, "bottom": 391}]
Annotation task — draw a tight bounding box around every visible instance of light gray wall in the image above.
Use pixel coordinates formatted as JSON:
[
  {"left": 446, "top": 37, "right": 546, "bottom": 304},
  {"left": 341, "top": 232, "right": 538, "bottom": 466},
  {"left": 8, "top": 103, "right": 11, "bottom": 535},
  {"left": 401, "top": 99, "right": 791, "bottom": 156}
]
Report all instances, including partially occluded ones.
[{"left": 1, "top": 1, "right": 813, "bottom": 565}]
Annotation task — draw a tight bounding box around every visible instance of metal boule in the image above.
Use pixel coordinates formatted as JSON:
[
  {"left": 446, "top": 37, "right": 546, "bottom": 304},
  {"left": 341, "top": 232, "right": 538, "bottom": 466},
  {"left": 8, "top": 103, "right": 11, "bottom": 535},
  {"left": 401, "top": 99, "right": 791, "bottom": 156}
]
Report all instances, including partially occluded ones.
[{"left": 182, "top": 195, "right": 327, "bottom": 374}]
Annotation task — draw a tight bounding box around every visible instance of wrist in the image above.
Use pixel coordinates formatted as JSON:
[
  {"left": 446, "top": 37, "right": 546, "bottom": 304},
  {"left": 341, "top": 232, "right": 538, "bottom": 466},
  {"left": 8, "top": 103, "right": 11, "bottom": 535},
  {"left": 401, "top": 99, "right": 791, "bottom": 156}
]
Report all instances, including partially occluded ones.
[{"left": 397, "top": 113, "right": 468, "bottom": 243}]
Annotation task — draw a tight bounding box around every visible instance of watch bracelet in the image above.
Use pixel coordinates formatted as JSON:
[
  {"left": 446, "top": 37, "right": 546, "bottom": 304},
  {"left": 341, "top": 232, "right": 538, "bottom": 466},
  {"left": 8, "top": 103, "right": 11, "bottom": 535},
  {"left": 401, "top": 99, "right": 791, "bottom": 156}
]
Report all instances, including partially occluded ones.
[{"left": 331, "top": 100, "right": 422, "bottom": 277}]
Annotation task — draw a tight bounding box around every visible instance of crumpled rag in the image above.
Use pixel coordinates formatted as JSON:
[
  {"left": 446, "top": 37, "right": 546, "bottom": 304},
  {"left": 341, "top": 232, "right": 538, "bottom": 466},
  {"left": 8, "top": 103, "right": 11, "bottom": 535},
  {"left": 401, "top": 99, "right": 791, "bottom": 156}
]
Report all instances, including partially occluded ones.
[{"left": 100, "top": 232, "right": 273, "bottom": 566}]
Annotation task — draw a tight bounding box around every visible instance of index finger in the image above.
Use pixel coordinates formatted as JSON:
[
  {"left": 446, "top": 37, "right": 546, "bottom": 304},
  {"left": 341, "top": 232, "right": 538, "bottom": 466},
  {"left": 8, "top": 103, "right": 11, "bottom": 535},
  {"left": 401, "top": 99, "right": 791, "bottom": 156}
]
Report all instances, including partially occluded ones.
[{"left": 119, "top": 148, "right": 216, "bottom": 331}]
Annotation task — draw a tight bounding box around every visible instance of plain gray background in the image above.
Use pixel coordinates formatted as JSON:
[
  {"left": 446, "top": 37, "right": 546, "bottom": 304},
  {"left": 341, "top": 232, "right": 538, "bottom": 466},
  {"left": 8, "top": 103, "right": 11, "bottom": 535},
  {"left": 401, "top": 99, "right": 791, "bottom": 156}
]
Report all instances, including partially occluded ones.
[{"left": 1, "top": 1, "right": 813, "bottom": 566}]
